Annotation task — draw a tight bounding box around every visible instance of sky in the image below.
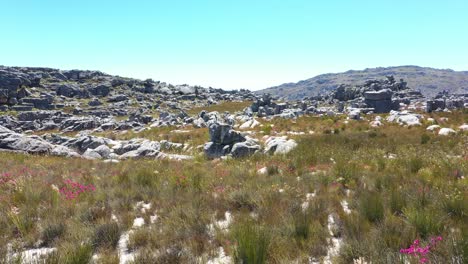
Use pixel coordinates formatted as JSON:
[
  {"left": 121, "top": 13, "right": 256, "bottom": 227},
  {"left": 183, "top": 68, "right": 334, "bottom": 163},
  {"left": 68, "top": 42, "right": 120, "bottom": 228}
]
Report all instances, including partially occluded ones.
[{"left": 1, "top": 0, "right": 467, "bottom": 90}]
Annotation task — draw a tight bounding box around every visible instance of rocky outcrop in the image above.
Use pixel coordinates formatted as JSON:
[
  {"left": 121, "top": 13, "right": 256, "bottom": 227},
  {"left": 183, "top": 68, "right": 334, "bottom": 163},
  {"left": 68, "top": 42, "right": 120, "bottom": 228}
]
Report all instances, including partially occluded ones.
[
  {"left": 0, "top": 125, "right": 53, "bottom": 154},
  {"left": 0, "top": 125, "right": 190, "bottom": 160},
  {"left": 204, "top": 121, "right": 261, "bottom": 158},
  {"left": 426, "top": 90, "right": 468, "bottom": 112}
]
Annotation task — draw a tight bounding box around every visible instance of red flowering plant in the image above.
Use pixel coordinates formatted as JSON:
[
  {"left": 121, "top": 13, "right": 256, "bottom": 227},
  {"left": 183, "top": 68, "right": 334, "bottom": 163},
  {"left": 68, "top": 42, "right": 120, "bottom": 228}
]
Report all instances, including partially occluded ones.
[
  {"left": 59, "top": 179, "right": 96, "bottom": 200},
  {"left": 0, "top": 172, "right": 16, "bottom": 187},
  {"left": 400, "top": 236, "right": 443, "bottom": 263}
]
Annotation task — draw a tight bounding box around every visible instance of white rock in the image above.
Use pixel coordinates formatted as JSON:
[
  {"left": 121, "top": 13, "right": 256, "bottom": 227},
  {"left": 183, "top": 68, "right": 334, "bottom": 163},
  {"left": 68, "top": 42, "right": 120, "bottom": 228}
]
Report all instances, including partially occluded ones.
[
  {"left": 132, "top": 217, "right": 145, "bottom": 228},
  {"left": 118, "top": 231, "right": 135, "bottom": 264},
  {"left": 459, "top": 124, "right": 468, "bottom": 131},
  {"left": 208, "top": 211, "right": 233, "bottom": 237},
  {"left": 426, "top": 125, "right": 440, "bottom": 131},
  {"left": 264, "top": 136, "right": 297, "bottom": 155},
  {"left": 370, "top": 120, "right": 382, "bottom": 127},
  {"left": 257, "top": 167, "right": 268, "bottom": 175},
  {"left": 11, "top": 248, "right": 57, "bottom": 264},
  {"left": 438, "top": 128, "right": 456, "bottom": 136},
  {"left": 135, "top": 201, "right": 152, "bottom": 213},
  {"left": 239, "top": 119, "right": 260, "bottom": 129},
  {"left": 386, "top": 111, "right": 421, "bottom": 126},
  {"left": 341, "top": 200, "right": 351, "bottom": 214},
  {"left": 324, "top": 214, "right": 343, "bottom": 264},
  {"left": 150, "top": 214, "right": 158, "bottom": 224},
  {"left": 207, "top": 247, "right": 232, "bottom": 264}
]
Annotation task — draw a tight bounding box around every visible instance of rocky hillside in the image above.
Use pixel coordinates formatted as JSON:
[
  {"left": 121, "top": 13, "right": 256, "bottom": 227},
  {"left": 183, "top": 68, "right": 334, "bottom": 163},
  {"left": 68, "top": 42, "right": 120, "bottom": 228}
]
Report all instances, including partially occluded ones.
[{"left": 258, "top": 66, "right": 468, "bottom": 100}]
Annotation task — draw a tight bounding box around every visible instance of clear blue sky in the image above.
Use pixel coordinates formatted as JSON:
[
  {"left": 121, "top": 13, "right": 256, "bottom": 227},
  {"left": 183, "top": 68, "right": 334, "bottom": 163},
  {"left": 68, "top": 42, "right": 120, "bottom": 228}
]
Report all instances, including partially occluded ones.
[{"left": 1, "top": 0, "right": 467, "bottom": 90}]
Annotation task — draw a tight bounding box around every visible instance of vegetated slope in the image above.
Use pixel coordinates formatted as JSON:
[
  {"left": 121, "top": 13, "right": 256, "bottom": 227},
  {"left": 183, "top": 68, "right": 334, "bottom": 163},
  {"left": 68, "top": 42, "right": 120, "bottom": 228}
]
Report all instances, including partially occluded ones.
[{"left": 258, "top": 66, "right": 468, "bottom": 100}]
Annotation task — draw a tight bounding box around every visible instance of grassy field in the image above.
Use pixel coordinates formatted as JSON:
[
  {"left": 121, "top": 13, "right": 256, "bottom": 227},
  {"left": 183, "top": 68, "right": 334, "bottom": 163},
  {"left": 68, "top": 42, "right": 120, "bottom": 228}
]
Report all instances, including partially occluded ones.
[{"left": 0, "top": 111, "right": 467, "bottom": 263}]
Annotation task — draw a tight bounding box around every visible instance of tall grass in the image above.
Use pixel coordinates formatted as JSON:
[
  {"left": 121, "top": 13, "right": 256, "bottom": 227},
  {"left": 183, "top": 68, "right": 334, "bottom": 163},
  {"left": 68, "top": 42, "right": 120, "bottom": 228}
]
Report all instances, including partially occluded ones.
[{"left": 233, "top": 222, "right": 270, "bottom": 264}]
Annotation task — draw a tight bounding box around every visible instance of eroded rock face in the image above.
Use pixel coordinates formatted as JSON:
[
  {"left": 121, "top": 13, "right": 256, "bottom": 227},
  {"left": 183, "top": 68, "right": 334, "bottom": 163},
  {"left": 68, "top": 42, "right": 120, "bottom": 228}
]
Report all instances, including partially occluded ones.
[
  {"left": 0, "top": 125, "right": 53, "bottom": 154},
  {"left": 0, "top": 124, "right": 192, "bottom": 160}
]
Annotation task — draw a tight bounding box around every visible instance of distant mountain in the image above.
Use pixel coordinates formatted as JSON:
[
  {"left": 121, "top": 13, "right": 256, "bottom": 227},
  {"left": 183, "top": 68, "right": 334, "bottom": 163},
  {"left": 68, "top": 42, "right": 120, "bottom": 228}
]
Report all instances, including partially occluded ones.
[{"left": 257, "top": 66, "right": 468, "bottom": 100}]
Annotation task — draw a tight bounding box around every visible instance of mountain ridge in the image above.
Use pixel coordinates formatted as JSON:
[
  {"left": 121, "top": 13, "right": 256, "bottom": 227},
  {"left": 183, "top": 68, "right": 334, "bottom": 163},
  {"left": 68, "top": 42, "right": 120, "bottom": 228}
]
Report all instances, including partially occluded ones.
[{"left": 257, "top": 66, "right": 468, "bottom": 100}]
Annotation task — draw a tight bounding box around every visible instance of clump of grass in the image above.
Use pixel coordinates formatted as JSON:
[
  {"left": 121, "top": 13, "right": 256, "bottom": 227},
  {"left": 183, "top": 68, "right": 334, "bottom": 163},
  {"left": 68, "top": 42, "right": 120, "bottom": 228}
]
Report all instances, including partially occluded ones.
[
  {"left": 233, "top": 222, "right": 271, "bottom": 264},
  {"left": 332, "top": 160, "right": 359, "bottom": 187},
  {"left": 404, "top": 207, "right": 442, "bottom": 239},
  {"left": 420, "top": 133, "right": 430, "bottom": 144},
  {"left": 293, "top": 210, "right": 312, "bottom": 241},
  {"left": 80, "top": 202, "right": 112, "bottom": 223},
  {"left": 406, "top": 156, "right": 424, "bottom": 174},
  {"left": 389, "top": 188, "right": 406, "bottom": 215},
  {"left": 41, "top": 222, "right": 66, "bottom": 246},
  {"left": 46, "top": 244, "right": 93, "bottom": 264},
  {"left": 442, "top": 189, "right": 466, "bottom": 219},
  {"left": 377, "top": 214, "right": 415, "bottom": 250},
  {"left": 229, "top": 189, "right": 257, "bottom": 211},
  {"left": 92, "top": 222, "right": 121, "bottom": 250},
  {"left": 261, "top": 124, "right": 272, "bottom": 135},
  {"left": 358, "top": 191, "right": 384, "bottom": 223},
  {"left": 134, "top": 166, "right": 158, "bottom": 188},
  {"left": 7, "top": 211, "right": 35, "bottom": 238},
  {"left": 266, "top": 164, "right": 280, "bottom": 176},
  {"left": 128, "top": 228, "right": 158, "bottom": 250}
]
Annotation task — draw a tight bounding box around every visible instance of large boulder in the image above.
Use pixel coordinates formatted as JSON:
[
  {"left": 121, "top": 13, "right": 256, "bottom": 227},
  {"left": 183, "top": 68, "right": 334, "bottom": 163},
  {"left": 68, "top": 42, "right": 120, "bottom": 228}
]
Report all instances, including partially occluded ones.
[
  {"left": 208, "top": 122, "right": 245, "bottom": 145},
  {"left": 363, "top": 89, "right": 393, "bottom": 100},
  {"left": 88, "top": 83, "right": 111, "bottom": 97},
  {"left": 0, "top": 69, "right": 33, "bottom": 105},
  {"left": 231, "top": 138, "right": 261, "bottom": 158},
  {"left": 119, "top": 140, "right": 160, "bottom": 159},
  {"left": 386, "top": 111, "right": 422, "bottom": 126},
  {"left": 62, "top": 135, "right": 107, "bottom": 153},
  {"left": 56, "top": 84, "right": 85, "bottom": 98},
  {"left": 204, "top": 142, "right": 231, "bottom": 159},
  {"left": 264, "top": 136, "right": 297, "bottom": 155},
  {"left": 438, "top": 128, "right": 456, "bottom": 136}
]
